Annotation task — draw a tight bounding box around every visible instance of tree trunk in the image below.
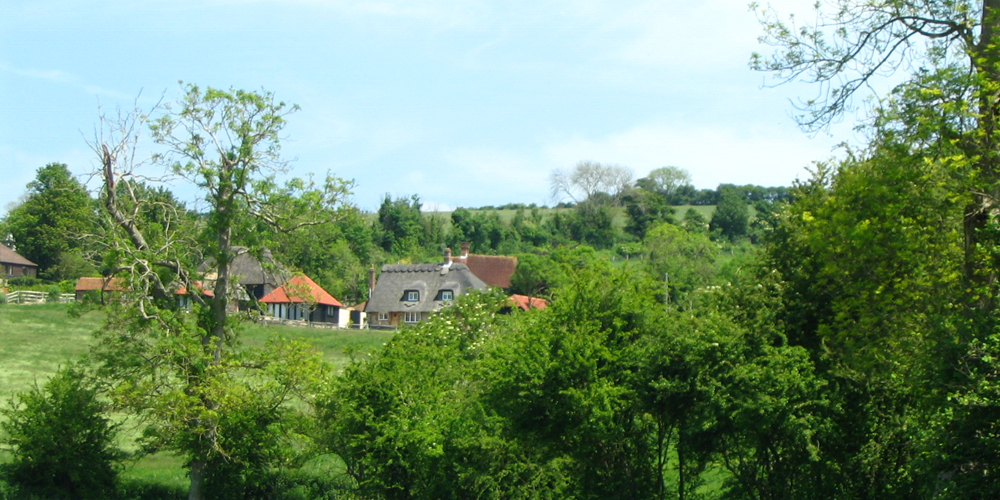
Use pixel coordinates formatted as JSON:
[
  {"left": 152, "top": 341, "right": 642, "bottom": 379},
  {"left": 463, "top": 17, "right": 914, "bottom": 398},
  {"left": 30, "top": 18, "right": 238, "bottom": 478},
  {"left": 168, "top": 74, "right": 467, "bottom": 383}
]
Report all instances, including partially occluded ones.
[
  {"left": 964, "top": 1, "right": 1000, "bottom": 321},
  {"left": 188, "top": 458, "right": 206, "bottom": 500}
]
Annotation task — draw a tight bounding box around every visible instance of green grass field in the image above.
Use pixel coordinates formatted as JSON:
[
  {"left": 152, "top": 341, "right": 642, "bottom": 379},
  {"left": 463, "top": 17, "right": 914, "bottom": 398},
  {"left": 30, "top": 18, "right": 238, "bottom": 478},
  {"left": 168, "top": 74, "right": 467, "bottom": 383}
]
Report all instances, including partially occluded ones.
[
  {"left": 0, "top": 303, "right": 103, "bottom": 396},
  {"left": 0, "top": 303, "right": 394, "bottom": 395},
  {"left": 0, "top": 302, "right": 393, "bottom": 497}
]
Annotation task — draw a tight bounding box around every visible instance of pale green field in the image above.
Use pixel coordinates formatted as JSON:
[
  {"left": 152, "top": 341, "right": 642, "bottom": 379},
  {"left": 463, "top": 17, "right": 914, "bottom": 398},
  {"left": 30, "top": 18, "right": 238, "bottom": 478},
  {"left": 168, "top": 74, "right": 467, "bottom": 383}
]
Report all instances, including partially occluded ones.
[
  {"left": 0, "top": 303, "right": 393, "bottom": 396},
  {"left": 0, "top": 302, "right": 393, "bottom": 496},
  {"left": 0, "top": 303, "right": 102, "bottom": 396}
]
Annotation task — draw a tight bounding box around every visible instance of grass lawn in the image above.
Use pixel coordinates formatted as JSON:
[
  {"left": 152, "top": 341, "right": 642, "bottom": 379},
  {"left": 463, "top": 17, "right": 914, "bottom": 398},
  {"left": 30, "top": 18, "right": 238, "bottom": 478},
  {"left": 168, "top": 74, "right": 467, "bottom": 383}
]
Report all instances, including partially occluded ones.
[
  {"left": 0, "top": 302, "right": 394, "bottom": 498},
  {"left": 0, "top": 303, "right": 394, "bottom": 396},
  {"left": 242, "top": 321, "right": 394, "bottom": 372},
  {"left": 0, "top": 303, "right": 104, "bottom": 396}
]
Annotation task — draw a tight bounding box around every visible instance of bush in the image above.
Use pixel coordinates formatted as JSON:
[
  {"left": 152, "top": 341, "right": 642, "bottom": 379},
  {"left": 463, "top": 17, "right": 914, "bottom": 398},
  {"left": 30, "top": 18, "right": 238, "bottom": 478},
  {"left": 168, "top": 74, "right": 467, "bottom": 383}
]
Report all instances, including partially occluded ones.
[
  {"left": 0, "top": 366, "right": 123, "bottom": 499},
  {"left": 6, "top": 277, "right": 42, "bottom": 288}
]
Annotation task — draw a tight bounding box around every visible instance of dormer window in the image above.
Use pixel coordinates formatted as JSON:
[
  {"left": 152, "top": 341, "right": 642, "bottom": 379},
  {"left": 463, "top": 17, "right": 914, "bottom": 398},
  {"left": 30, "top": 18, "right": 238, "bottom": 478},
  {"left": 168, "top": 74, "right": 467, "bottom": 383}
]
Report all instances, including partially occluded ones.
[
  {"left": 438, "top": 290, "right": 454, "bottom": 301},
  {"left": 405, "top": 290, "right": 419, "bottom": 302}
]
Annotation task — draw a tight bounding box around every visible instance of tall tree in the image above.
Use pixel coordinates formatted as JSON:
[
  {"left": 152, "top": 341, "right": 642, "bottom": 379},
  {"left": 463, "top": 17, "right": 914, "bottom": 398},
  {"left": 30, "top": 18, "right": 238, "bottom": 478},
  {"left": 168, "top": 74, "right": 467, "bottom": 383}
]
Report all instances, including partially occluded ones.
[
  {"left": 91, "top": 84, "right": 346, "bottom": 500},
  {"left": 549, "top": 161, "right": 634, "bottom": 204},
  {"left": 637, "top": 166, "right": 692, "bottom": 203},
  {"left": 754, "top": 4, "right": 1000, "bottom": 491},
  {"left": 374, "top": 194, "right": 427, "bottom": 257},
  {"left": 709, "top": 185, "right": 750, "bottom": 241},
  {"left": 752, "top": 0, "right": 1000, "bottom": 307},
  {"left": 1, "top": 163, "right": 94, "bottom": 279},
  {"left": 622, "top": 186, "right": 675, "bottom": 239}
]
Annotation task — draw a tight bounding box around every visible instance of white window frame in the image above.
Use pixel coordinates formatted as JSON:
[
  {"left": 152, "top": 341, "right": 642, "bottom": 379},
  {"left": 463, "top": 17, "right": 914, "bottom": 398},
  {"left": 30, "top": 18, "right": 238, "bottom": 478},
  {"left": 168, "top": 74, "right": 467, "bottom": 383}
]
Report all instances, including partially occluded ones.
[
  {"left": 440, "top": 290, "right": 453, "bottom": 301},
  {"left": 405, "top": 290, "right": 419, "bottom": 302},
  {"left": 377, "top": 312, "right": 389, "bottom": 321},
  {"left": 404, "top": 311, "right": 420, "bottom": 324}
]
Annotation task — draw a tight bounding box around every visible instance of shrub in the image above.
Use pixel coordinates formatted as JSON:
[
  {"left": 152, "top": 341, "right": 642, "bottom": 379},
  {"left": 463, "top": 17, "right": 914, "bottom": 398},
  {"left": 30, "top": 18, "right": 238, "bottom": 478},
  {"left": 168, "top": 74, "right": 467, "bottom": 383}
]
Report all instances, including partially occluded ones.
[
  {"left": 0, "top": 366, "right": 123, "bottom": 499},
  {"left": 6, "top": 277, "right": 42, "bottom": 288}
]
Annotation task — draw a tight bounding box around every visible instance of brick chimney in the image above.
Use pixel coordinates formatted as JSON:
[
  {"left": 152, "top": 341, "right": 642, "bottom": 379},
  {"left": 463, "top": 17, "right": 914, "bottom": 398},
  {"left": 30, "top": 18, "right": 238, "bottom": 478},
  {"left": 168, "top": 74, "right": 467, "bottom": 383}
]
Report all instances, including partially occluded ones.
[
  {"left": 368, "top": 264, "right": 376, "bottom": 300},
  {"left": 459, "top": 242, "right": 470, "bottom": 262},
  {"left": 444, "top": 247, "right": 452, "bottom": 266}
]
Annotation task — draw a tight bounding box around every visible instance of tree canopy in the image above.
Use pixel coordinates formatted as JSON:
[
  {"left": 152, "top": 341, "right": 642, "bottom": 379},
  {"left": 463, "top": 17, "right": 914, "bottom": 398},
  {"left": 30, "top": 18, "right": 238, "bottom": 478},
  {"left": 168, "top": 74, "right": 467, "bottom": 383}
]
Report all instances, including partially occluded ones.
[{"left": 0, "top": 163, "right": 94, "bottom": 279}]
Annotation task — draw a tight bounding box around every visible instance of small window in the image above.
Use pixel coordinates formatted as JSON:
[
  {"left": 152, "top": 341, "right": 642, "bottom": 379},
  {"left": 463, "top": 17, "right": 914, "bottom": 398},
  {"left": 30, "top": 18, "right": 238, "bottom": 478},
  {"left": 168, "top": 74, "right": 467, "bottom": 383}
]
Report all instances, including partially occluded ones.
[
  {"left": 377, "top": 312, "right": 388, "bottom": 321},
  {"left": 439, "top": 290, "right": 454, "bottom": 301},
  {"left": 404, "top": 311, "right": 420, "bottom": 324},
  {"left": 405, "top": 290, "right": 419, "bottom": 302}
]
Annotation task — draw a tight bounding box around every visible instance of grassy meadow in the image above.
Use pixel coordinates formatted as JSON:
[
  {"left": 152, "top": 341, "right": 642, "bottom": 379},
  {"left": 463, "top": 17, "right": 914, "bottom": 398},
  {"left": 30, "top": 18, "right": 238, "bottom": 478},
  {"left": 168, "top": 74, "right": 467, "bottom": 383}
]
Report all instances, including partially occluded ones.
[{"left": 0, "top": 302, "right": 393, "bottom": 497}]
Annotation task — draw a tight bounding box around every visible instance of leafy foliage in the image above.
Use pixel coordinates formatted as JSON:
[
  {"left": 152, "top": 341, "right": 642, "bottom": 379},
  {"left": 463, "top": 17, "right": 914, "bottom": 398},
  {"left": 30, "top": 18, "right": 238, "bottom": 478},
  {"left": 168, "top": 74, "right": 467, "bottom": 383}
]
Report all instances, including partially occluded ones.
[
  {"left": 0, "top": 163, "right": 95, "bottom": 280},
  {"left": 0, "top": 366, "right": 122, "bottom": 499}
]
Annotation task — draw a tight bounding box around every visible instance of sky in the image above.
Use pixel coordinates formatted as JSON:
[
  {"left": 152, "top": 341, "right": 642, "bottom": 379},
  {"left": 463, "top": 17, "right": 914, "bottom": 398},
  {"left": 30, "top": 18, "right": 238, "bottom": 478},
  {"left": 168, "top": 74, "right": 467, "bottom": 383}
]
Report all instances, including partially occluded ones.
[{"left": 0, "top": 0, "right": 858, "bottom": 214}]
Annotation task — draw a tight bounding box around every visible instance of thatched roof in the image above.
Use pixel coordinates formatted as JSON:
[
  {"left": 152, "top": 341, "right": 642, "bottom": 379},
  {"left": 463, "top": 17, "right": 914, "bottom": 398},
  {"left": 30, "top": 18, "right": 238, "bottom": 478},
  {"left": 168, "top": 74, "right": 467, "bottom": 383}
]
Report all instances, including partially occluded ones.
[
  {"left": 197, "top": 246, "right": 289, "bottom": 288},
  {"left": 366, "top": 263, "right": 486, "bottom": 314}
]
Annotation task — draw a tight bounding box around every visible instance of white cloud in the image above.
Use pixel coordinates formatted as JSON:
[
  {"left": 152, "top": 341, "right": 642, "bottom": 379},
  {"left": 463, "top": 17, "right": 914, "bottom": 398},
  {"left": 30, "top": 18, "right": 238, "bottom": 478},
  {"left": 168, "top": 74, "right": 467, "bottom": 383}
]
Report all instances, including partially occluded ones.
[
  {"left": 442, "top": 148, "right": 550, "bottom": 203},
  {"left": 420, "top": 201, "right": 456, "bottom": 213},
  {"left": 543, "top": 121, "right": 842, "bottom": 189},
  {"left": 0, "top": 63, "right": 135, "bottom": 101}
]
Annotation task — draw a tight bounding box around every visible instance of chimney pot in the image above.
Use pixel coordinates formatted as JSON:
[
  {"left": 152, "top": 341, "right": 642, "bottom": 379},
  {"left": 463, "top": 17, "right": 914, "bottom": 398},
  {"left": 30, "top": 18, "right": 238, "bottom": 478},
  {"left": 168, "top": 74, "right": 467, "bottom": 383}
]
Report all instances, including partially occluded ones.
[{"left": 368, "top": 265, "right": 376, "bottom": 299}]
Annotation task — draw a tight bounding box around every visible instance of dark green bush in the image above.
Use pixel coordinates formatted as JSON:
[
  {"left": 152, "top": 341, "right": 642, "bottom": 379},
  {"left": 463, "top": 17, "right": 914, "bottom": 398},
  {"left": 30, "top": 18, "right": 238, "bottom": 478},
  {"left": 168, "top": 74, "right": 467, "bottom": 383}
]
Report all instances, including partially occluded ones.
[
  {"left": 7, "top": 277, "right": 43, "bottom": 288},
  {"left": 0, "top": 366, "right": 123, "bottom": 499}
]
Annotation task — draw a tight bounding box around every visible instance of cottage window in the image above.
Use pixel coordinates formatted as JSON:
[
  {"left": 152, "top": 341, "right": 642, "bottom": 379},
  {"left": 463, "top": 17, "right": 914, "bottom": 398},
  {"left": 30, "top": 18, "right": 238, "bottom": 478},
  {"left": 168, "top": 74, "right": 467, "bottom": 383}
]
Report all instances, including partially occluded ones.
[
  {"left": 405, "top": 290, "right": 419, "bottom": 302},
  {"left": 439, "top": 290, "right": 454, "bottom": 301},
  {"left": 404, "top": 311, "right": 420, "bottom": 324},
  {"left": 377, "top": 312, "right": 388, "bottom": 321}
]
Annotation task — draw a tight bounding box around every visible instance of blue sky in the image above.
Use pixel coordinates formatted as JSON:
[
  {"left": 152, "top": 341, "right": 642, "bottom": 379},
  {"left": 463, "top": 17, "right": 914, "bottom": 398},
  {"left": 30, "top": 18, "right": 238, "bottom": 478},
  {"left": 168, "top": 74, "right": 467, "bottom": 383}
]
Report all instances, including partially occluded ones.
[{"left": 1, "top": 0, "right": 853, "bottom": 214}]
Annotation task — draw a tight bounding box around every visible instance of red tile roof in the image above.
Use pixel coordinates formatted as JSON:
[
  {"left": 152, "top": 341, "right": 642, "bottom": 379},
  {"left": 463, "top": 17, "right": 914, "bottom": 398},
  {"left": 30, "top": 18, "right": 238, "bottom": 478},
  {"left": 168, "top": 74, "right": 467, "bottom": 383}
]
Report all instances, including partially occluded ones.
[
  {"left": 509, "top": 294, "right": 548, "bottom": 311},
  {"left": 0, "top": 243, "right": 36, "bottom": 267},
  {"left": 75, "top": 277, "right": 126, "bottom": 292},
  {"left": 259, "top": 274, "right": 342, "bottom": 307},
  {"left": 175, "top": 281, "right": 215, "bottom": 297},
  {"left": 462, "top": 254, "right": 517, "bottom": 288}
]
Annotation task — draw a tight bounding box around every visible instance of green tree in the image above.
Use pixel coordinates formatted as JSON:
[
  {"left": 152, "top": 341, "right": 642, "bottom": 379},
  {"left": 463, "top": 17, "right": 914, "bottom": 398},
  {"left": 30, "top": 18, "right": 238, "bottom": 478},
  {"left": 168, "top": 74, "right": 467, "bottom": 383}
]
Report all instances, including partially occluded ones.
[
  {"left": 271, "top": 206, "right": 375, "bottom": 303},
  {"left": 644, "top": 222, "right": 718, "bottom": 298},
  {"left": 0, "top": 163, "right": 94, "bottom": 279},
  {"left": 710, "top": 185, "right": 750, "bottom": 241},
  {"left": 761, "top": 145, "right": 965, "bottom": 497},
  {"left": 0, "top": 366, "right": 122, "bottom": 500},
  {"left": 752, "top": 0, "right": 1000, "bottom": 318},
  {"left": 484, "top": 266, "right": 662, "bottom": 499},
  {"left": 570, "top": 198, "right": 619, "bottom": 249},
  {"left": 375, "top": 194, "right": 427, "bottom": 257},
  {"left": 509, "top": 252, "right": 567, "bottom": 298},
  {"left": 622, "top": 186, "right": 675, "bottom": 239},
  {"left": 681, "top": 207, "right": 709, "bottom": 233},
  {"left": 317, "top": 291, "right": 528, "bottom": 500},
  {"left": 637, "top": 166, "right": 693, "bottom": 203},
  {"left": 92, "top": 84, "right": 345, "bottom": 500},
  {"left": 450, "top": 208, "right": 516, "bottom": 253}
]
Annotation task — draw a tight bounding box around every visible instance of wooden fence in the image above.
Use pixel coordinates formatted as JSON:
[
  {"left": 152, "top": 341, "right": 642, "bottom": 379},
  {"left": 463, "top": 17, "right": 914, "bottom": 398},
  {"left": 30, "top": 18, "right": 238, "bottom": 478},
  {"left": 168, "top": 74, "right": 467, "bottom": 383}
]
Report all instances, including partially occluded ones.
[{"left": 4, "top": 291, "right": 75, "bottom": 304}]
